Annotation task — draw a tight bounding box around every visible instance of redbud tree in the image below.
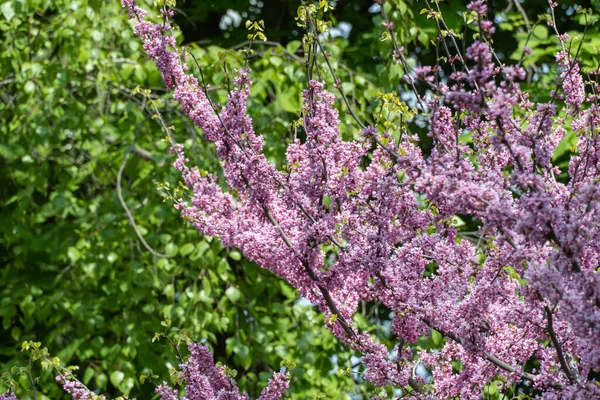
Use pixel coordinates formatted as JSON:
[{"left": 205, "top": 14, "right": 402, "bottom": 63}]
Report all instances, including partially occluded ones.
[{"left": 51, "top": 0, "right": 600, "bottom": 398}]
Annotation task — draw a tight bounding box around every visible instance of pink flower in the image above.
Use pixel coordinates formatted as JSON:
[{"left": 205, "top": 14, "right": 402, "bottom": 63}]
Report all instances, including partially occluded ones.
[{"left": 124, "top": 0, "right": 600, "bottom": 397}]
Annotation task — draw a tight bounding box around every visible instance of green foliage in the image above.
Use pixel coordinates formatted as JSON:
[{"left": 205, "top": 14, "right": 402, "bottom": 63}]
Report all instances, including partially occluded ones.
[{"left": 0, "top": 0, "right": 359, "bottom": 398}]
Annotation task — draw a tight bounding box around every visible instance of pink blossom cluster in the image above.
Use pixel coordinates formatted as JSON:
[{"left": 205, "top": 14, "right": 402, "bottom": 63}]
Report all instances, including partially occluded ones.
[
  {"left": 0, "top": 392, "right": 16, "bottom": 400},
  {"left": 154, "top": 344, "right": 290, "bottom": 400},
  {"left": 123, "top": 0, "right": 600, "bottom": 398},
  {"left": 48, "top": 343, "right": 288, "bottom": 400},
  {"left": 56, "top": 373, "right": 106, "bottom": 400},
  {"left": 256, "top": 372, "right": 290, "bottom": 400}
]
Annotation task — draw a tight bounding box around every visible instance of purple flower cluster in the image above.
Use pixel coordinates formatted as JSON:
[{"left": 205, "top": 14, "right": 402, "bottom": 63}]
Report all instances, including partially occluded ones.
[
  {"left": 124, "top": 0, "right": 600, "bottom": 397},
  {"left": 257, "top": 372, "right": 290, "bottom": 400},
  {"left": 154, "top": 344, "right": 290, "bottom": 400},
  {"left": 0, "top": 392, "right": 16, "bottom": 400},
  {"left": 56, "top": 374, "right": 106, "bottom": 400}
]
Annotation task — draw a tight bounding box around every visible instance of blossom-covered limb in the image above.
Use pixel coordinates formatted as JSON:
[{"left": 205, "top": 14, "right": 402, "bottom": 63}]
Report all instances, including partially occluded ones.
[{"left": 123, "top": 0, "right": 600, "bottom": 397}]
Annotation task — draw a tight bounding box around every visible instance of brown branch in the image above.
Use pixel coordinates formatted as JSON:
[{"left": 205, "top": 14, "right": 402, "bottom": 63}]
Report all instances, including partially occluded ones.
[
  {"left": 379, "top": 4, "right": 428, "bottom": 112},
  {"left": 28, "top": 358, "right": 39, "bottom": 400},
  {"left": 423, "top": 319, "right": 542, "bottom": 384},
  {"left": 106, "top": 135, "right": 153, "bottom": 161},
  {"left": 511, "top": 0, "right": 531, "bottom": 32},
  {"left": 303, "top": 5, "right": 366, "bottom": 130},
  {"left": 377, "top": 273, "right": 551, "bottom": 387},
  {"left": 116, "top": 115, "right": 173, "bottom": 259},
  {"left": 261, "top": 206, "right": 356, "bottom": 339},
  {"left": 544, "top": 306, "right": 576, "bottom": 384}
]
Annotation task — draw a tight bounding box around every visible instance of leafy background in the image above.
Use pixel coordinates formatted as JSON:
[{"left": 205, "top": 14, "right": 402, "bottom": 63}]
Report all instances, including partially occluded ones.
[{"left": 0, "top": 0, "right": 597, "bottom": 398}]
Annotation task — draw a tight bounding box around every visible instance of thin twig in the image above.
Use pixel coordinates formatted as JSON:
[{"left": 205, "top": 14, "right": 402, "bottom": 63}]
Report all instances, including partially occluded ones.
[
  {"left": 28, "top": 358, "right": 39, "bottom": 400},
  {"left": 303, "top": 4, "right": 366, "bottom": 130},
  {"left": 164, "top": 328, "right": 185, "bottom": 363},
  {"left": 106, "top": 135, "right": 153, "bottom": 161},
  {"left": 511, "top": 0, "right": 531, "bottom": 32},
  {"left": 116, "top": 115, "right": 173, "bottom": 259}
]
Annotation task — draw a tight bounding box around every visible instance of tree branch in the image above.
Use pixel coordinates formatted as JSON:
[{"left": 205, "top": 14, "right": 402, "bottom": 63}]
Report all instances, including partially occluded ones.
[
  {"left": 106, "top": 134, "right": 153, "bottom": 161},
  {"left": 116, "top": 115, "right": 173, "bottom": 259},
  {"left": 544, "top": 305, "right": 577, "bottom": 384}
]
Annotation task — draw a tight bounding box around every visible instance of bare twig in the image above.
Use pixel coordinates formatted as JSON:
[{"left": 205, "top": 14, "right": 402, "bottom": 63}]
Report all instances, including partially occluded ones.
[
  {"left": 302, "top": 4, "right": 366, "bottom": 130},
  {"left": 511, "top": 0, "right": 531, "bottom": 32},
  {"left": 106, "top": 134, "right": 153, "bottom": 161},
  {"left": 116, "top": 115, "right": 173, "bottom": 259},
  {"left": 164, "top": 327, "right": 185, "bottom": 363},
  {"left": 28, "top": 358, "right": 39, "bottom": 400}
]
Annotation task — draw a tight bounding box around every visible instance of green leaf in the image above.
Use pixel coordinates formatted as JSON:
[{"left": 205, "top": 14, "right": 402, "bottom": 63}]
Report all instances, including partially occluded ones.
[
  {"left": 276, "top": 91, "right": 299, "bottom": 113},
  {"left": 459, "top": 132, "right": 473, "bottom": 144},
  {"left": 229, "top": 250, "right": 242, "bottom": 261},
  {"left": 120, "top": 63, "right": 135, "bottom": 80},
  {"left": 179, "top": 243, "right": 194, "bottom": 257},
  {"left": 96, "top": 373, "right": 108, "bottom": 389},
  {"left": 191, "top": 241, "right": 210, "bottom": 260},
  {"left": 431, "top": 329, "right": 443, "bottom": 346},
  {"left": 134, "top": 64, "right": 147, "bottom": 83},
  {"left": 450, "top": 216, "right": 465, "bottom": 227},
  {"left": 20, "top": 296, "right": 35, "bottom": 318},
  {"left": 163, "top": 284, "right": 175, "bottom": 301},
  {"left": 165, "top": 243, "right": 178, "bottom": 257},
  {"left": 286, "top": 40, "right": 301, "bottom": 54},
  {"left": 225, "top": 286, "right": 241, "bottom": 303},
  {"left": 11, "top": 326, "right": 21, "bottom": 341},
  {"left": 24, "top": 81, "right": 35, "bottom": 94},
  {"left": 532, "top": 25, "right": 548, "bottom": 40},
  {"left": 552, "top": 131, "right": 578, "bottom": 161},
  {"left": 91, "top": 30, "right": 103, "bottom": 42},
  {"left": 67, "top": 247, "right": 81, "bottom": 263},
  {"left": 110, "top": 371, "right": 125, "bottom": 387},
  {"left": 202, "top": 277, "right": 212, "bottom": 296},
  {"left": 107, "top": 252, "right": 118, "bottom": 264},
  {"left": 83, "top": 368, "right": 95, "bottom": 385},
  {"left": 269, "top": 56, "right": 283, "bottom": 67},
  {"left": 1, "top": 2, "right": 15, "bottom": 22}
]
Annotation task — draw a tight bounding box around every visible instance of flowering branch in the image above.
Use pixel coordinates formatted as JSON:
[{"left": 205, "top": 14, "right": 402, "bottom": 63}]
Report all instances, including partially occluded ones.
[{"left": 121, "top": 0, "right": 600, "bottom": 398}]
